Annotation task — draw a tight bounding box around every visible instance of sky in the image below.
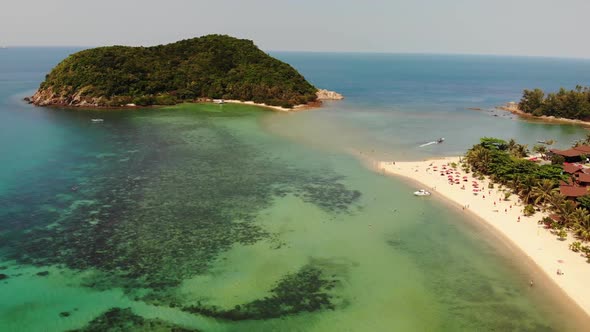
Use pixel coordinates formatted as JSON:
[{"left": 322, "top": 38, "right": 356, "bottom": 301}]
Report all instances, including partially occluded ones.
[{"left": 1, "top": 0, "right": 590, "bottom": 58}]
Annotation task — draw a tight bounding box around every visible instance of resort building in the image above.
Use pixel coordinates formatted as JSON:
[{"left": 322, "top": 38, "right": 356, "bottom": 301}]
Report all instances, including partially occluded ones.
[
  {"left": 563, "top": 162, "right": 585, "bottom": 175},
  {"left": 549, "top": 145, "right": 590, "bottom": 163},
  {"left": 558, "top": 161, "right": 590, "bottom": 199},
  {"left": 559, "top": 184, "right": 589, "bottom": 198},
  {"left": 575, "top": 172, "right": 590, "bottom": 187}
]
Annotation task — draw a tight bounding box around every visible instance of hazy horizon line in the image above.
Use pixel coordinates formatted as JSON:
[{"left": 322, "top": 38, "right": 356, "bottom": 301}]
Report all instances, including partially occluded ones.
[{"left": 3, "top": 45, "right": 590, "bottom": 61}]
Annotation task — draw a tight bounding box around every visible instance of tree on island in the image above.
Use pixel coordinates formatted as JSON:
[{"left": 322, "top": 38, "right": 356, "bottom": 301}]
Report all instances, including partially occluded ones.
[
  {"left": 519, "top": 88, "right": 545, "bottom": 114},
  {"left": 30, "top": 35, "right": 319, "bottom": 108},
  {"left": 518, "top": 85, "right": 590, "bottom": 120}
]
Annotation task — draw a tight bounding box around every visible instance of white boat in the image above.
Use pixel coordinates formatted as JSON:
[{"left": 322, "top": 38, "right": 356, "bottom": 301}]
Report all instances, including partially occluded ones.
[
  {"left": 437, "top": 138, "right": 445, "bottom": 144},
  {"left": 91, "top": 119, "right": 104, "bottom": 122},
  {"left": 213, "top": 99, "right": 224, "bottom": 104},
  {"left": 413, "top": 189, "right": 431, "bottom": 196}
]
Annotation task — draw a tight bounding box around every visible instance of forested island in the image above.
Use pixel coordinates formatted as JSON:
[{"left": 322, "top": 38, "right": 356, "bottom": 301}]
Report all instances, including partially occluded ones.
[
  {"left": 28, "top": 35, "right": 332, "bottom": 108},
  {"left": 517, "top": 86, "right": 590, "bottom": 121}
]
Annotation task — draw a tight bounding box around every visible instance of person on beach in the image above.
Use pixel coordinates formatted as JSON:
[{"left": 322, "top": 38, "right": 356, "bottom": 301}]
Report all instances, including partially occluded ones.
[
  {"left": 518, "top": 216, "right": 521, "bottom": 222},
  {"left": 530, "top": 280, "right": 534, "bottom": 287}
]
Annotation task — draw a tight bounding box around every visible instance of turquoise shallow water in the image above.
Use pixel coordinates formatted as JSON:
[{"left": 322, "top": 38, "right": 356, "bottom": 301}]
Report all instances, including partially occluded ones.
[{"left": 1, "top": 48, "right": 590, "bottom": 331}]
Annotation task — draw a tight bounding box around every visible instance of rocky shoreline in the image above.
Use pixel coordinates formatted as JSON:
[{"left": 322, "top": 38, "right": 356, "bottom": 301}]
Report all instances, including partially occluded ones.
[
  {"left": 315, "top": 89, "right": 344, "bottom": 101},
  {"left": 25, "top": 88, "right": 344, "bottom": 111},
  {"left": 497, "top": 103, "right": 590, "bottom": 127}
]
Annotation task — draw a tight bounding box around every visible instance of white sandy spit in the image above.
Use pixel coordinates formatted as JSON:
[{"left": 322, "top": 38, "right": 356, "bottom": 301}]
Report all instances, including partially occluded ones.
[{"left": 375, "top": 156, "right": 590, "bottom": 316}]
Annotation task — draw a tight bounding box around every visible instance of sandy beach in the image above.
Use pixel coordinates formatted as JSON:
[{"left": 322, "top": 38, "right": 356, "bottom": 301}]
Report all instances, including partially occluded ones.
[
  {"left": 224, "top": 100, "right": 320, "bottom": 112},
  {"left": 376, "top": 156, "right": 590, "bottom": 316}
]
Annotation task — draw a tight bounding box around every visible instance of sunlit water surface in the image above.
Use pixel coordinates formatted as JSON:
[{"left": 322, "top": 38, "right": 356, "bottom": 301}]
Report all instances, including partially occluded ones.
[{"left": 1, "top": 48, "right": 590, "bottom": 331}]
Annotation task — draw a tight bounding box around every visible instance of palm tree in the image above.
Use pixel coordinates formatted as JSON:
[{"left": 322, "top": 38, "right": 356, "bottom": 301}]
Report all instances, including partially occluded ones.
[
  {"left": 548, "top": 192, "right": 566, "bottom": 211},
  {"left": 507, "top": 139, "right": 517, "bottom": 152},
  {"left": 569, "top": 208, "right": 588, "bottom": 228},
  {"left": 517, "top": 176, "right": 537, "bottom": 204},
  {"left": 509, "top": 143, "right": 529, "bottom": 158},
  {"left": 574, "top": 213, "right": 590, "bottom": 242},
  {"left": 531, "top": 179, "right": 558, "bottom": 207},
  {"left": 466, "top": 145, "right": 492, "bottom": 174},
  {"left": 532, "top": 144, "right": 548, "bottom": 159},
  {"left": 559, "top": 200, "right": 578, "bottom": 226}
]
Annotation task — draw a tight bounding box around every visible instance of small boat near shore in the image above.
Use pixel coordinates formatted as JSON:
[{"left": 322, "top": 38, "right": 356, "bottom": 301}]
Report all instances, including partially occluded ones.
[
  {"left": 91, "top": 119, "right": 104, "bottom": 123},
  {"left": 413, "top": 189, "right": 431, "bottom": 196},
  {"left": 419, "top": 138, "right": 445, "bottom": 148}
]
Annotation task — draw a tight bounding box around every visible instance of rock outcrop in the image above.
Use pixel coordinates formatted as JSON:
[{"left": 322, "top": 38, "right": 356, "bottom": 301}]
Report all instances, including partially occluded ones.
[
  {"left": 27, "top": 87, "right": 105, "bottom": 107},
  {"left": 316, "top": 89, "right": 344, "bottom": 100}
]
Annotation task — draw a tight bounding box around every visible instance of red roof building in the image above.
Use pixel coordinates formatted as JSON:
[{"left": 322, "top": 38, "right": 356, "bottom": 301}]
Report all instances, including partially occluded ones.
[
  {"left": 574, "top": 145, "right": 590, "bottom": 154},
  {"left": 551, "top": 145, "right": 590, "bottom": 162},
  {"left": 551, "top": 148, "right": 584, "bottom": 158},
  {"left": 576, "top": 172, "right": 590, "bottom": 185},
  {"left": 560, "top": 185, "right": 589, "bottom": 198},
  {"left": 563, "top": 163, "right": 584, "bottom": 174}
]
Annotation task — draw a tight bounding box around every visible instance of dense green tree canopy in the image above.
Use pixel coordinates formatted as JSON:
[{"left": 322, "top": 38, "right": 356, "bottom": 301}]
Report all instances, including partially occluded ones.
[
  {"left": 37, "top": 35, "right": 318, "bottom": 108},
  {"left": 518, "top": 86, "right": 590, "bottom": 120}
]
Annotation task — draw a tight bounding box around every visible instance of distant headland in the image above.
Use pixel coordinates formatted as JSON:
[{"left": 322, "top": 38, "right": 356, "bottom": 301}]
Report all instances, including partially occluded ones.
[
  {"left": 26, "top": 34, "right": 342, "bottom": 110},
  {"left": 498, "top": 86, "right": 590, "bottom": 126}
]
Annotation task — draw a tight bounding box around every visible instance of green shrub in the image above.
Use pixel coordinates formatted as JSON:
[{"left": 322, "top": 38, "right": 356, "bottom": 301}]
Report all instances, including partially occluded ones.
[
  {"left": 570, "top": 241, "right": 582, "bottom": 252},
  {"left": 523, "top": 204, "right": 535, "bottom": 216},
  {"left": 539, "top": 216, "right": 552, "bottom": 225},
  {"left": 155, "top": 94, "right": 178, "bottom": 105}
]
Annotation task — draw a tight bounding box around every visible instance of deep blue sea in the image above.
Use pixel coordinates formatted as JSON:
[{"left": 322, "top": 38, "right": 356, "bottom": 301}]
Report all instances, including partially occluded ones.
[
  {"left": 272, "top": 52, "right": 590, "bottom": 159},
  {"left": 1, "top": 48, "right": 590, "bottom": 331}
]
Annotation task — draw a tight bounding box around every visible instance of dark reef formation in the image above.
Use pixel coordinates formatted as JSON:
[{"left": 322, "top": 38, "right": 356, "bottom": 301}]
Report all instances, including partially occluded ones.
[
  {"left": 68, "top": 308, "right": 196, "bottom": 332},
  {"left": 0, "top": 110, "right": 360, "bottom": 300},
  {"left": 182, "top": 265, "right": 339, "bottom": 321}
]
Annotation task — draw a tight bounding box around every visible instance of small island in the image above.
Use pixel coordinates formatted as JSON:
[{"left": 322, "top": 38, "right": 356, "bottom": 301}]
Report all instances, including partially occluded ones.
[{"left": 27, "top": 34, "right": 342, "bottom": 109}]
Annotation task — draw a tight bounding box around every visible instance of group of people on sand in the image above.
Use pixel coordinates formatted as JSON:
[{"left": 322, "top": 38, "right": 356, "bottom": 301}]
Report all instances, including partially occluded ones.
[{"left": 429, "top": 162, "right": 525, "bottom": 223}]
